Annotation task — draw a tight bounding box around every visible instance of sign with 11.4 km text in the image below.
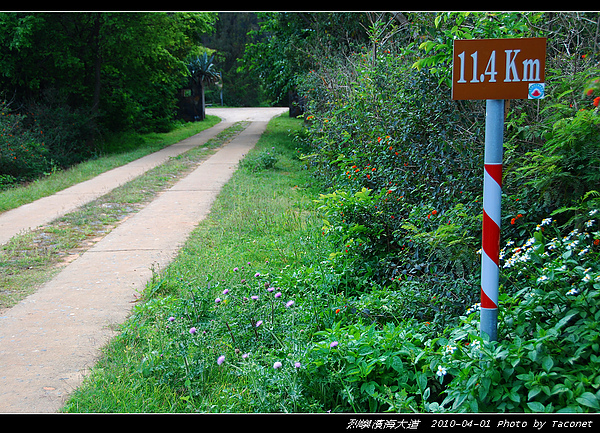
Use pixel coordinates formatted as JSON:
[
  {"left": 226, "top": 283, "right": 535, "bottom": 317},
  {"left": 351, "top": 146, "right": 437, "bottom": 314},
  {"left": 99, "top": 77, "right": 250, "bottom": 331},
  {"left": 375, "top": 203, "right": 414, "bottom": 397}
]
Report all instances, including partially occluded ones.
[
  {"left": 450, "top": 37, "right": 547, "bottom": 341},
  {"left": 452, "top": 37, "right": 547, "bottom": 100}
]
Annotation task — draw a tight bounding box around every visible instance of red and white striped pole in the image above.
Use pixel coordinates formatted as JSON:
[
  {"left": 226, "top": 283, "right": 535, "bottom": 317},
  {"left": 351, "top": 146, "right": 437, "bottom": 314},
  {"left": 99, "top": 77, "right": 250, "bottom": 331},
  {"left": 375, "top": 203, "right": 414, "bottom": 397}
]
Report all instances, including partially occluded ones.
[{"left": 480, "top": 99, "right": 504, "bottom": 342}]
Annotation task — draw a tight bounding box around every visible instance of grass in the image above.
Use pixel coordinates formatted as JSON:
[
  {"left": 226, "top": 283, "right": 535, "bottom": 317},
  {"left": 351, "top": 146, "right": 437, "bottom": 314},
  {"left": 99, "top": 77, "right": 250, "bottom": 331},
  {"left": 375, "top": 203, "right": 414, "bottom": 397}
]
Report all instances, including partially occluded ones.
[
  {"left": 0, "top": 119, "right": 247, "bottom": 310},
  {"left": 60, "top": 113, "right": 323, "bottom": 413},
  {"left": 0, "top": 116, "right": 221, "bottom": 213}
]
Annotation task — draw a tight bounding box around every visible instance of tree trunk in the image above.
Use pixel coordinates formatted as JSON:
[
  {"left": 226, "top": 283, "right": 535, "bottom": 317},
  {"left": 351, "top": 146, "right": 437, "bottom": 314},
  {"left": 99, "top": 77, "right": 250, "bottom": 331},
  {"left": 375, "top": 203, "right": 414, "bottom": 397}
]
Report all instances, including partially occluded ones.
[
  {"left": 200, "top": 79, "right": 206, "bottom": 121},
  {"left": 86, "top": 12, "right": 102, "bottom": 150},
  {"left": 91, "top": 13, "right": 102, "bottom": 116}
]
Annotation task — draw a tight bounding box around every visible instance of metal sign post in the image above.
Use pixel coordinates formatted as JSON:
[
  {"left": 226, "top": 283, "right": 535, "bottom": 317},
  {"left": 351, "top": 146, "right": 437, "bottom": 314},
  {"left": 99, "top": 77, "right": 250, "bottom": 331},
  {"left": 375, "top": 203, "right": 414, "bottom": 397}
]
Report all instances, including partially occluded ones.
[
  {"left": 480, "top": 99, "right": 504, "bottom": 341},
  {"left": 452, "top": 37, "right": 546, "bottom": 342}
]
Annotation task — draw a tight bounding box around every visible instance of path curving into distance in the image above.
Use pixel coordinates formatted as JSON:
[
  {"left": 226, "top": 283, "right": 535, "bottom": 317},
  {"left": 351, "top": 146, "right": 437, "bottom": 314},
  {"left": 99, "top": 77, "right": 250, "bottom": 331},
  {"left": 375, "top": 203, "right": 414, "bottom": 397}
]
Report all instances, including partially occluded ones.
[{"left": 0, "top": 107, "right": 287, "bottom": 413}]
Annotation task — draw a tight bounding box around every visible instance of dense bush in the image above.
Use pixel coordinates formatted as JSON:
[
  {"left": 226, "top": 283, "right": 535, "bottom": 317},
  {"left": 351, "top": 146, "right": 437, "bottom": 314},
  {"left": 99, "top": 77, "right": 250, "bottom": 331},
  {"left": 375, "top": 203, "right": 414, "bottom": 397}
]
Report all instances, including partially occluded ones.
[
  {"left": 0, "top": 102, "right": 51, "bottom": 184},
  {"left": 296, "top": 44, "right": 485, "bottom": 296},
  {"left": 26, "top": 91, "right": 100, "bottom": 167},
  {"left": 0, "top": 96, "right": 101, "bottom": 185},
  {"left": 288, "top": 13, "right": 600, "bottom": 412}
]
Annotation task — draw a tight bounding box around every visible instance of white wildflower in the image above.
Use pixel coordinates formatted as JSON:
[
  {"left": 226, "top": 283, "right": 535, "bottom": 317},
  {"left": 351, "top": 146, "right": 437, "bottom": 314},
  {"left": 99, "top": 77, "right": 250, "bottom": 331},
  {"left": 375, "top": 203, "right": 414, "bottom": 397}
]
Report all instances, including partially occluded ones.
[
  {"left": 585, "top": 219, "right": 595, "bottom": 228},
  {"left": 444, "top": 344, "right": 457, "bottom": 354},
  {"left": 465, "top": 303, "right": 481, "bottom": 315}
]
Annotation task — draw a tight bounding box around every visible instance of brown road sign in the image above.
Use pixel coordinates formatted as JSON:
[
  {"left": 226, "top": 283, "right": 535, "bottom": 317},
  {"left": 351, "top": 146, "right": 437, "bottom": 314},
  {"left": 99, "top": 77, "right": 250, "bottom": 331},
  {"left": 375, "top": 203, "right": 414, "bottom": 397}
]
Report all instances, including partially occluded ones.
[{"left": 452, "top": 37, "right": 547, "bottom": 100}]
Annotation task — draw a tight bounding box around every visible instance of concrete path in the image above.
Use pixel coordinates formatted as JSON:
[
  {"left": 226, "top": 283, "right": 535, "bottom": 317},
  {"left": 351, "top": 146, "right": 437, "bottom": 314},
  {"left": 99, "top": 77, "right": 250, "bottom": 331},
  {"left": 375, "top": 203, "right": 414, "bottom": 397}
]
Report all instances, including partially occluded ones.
[{"left": 0, "top": 107, "right": 287, "bottom": 413}]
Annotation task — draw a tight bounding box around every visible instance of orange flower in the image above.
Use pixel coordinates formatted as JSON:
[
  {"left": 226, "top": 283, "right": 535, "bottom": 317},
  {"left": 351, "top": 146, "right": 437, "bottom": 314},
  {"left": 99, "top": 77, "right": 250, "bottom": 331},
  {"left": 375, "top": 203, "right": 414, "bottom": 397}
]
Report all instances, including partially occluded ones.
[{"left": 594, "top": 96, "right": 600, "bottom": 107}]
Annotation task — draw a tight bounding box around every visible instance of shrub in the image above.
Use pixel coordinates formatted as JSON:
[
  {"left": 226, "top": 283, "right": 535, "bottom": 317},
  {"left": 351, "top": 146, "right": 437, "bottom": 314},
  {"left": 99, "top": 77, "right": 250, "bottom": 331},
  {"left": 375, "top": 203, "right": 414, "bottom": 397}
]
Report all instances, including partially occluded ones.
[
  {"left": 26, "top": 91, "right": 100, "bottom": 168},
  {"left": 0, "top": 102, "right": 51, "bottom": 182},
  {"left": 240, "top": 147, "right": 279, "bottom": 172},
  {"left": 516, "top": 92, "right": 600, "bottom": 212},
  {"left": 438, "top": 208, "right": 600, "bottom": 412}
]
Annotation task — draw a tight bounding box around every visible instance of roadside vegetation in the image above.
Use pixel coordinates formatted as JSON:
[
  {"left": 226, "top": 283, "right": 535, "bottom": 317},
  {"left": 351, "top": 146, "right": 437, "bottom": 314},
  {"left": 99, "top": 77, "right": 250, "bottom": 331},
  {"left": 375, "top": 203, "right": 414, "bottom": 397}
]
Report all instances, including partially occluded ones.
[
  {"left": 64, "top": 13, "right": 600, "bottom": 414},
  {"left": 2, "top": 12, "right": 599, "bottom": 414}
]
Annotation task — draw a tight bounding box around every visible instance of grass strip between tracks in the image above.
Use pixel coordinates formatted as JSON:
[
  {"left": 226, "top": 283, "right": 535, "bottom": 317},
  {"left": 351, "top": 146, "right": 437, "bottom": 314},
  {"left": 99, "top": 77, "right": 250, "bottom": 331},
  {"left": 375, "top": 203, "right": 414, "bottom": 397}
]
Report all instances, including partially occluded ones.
[{"left": 0, "top": 120, "right": 248, "bottom": 310}]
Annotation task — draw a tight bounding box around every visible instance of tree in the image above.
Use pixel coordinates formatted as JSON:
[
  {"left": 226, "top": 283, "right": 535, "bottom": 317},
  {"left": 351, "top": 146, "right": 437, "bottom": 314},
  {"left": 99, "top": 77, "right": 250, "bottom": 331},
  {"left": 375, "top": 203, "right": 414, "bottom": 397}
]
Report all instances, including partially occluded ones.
[
  {"left": 200, "top": 12, "right": 265, "bottom": 106},
  {"left": 239, "top": 12, "right": 373, "bottom": 105},
  {"left": 186, "top": 52, "right": 220, "bottom": 121},
  {"left": 0, "top": 12, "right": 217, "bottom": 134}
]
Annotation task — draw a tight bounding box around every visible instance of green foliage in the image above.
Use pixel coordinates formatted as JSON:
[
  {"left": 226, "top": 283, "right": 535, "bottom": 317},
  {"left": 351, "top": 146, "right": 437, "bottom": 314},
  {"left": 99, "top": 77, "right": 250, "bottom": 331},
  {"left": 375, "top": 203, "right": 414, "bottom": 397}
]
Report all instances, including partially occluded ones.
[
  {"left": 296, "top": 36, "right": 485, "bottom": 294},
  {"left": 26, "top": 91, "right": 100, "bottom": 167},
  {"left": 188, "top": 52, "right": 220, "bottom": 84},
  {"left": 240, "top": 12, "right": 372, "bottom": 104},
  {"left": 0, "top": 102, "right": 51, "bottom": 181},
  {"left": 0, "top": 12, "right": 218, "bottom": 182},
  {"left": 199, "top": 13, "right": 267, "bottom": 107},
  {"left": 514, "top": 79, "right": 600, "bottom": 212},
  {"left": 439, "top": 210, "right": 600, "bottom": 413},
  {"left": 290, "top": 11, "right": 600, "bottom": 414},
  {"left": 239, "top": 147, "right": 279, "bottom": 172}
]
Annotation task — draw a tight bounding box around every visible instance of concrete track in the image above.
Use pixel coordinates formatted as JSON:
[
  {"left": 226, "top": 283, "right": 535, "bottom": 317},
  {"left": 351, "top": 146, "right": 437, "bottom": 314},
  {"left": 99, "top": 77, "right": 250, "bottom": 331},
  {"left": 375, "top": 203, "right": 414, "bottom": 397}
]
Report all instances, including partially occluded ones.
[{"left": 0, "top": 107, "right": 287, "bottom": 413}]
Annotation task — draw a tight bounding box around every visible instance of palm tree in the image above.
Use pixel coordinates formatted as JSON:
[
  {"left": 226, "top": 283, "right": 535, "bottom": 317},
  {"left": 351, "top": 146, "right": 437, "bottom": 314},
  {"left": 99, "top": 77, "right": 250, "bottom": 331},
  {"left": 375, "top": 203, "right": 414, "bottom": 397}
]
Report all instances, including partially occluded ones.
[{"left": 187, "top": 53, "right": 220, "bottom": 120}]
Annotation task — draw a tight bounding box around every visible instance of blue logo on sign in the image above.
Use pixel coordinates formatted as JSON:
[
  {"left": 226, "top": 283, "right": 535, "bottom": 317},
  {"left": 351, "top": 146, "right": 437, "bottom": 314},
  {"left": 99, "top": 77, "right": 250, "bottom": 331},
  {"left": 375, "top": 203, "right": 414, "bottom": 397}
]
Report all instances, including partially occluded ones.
[{"left": 528, "top": 83, "right": 545, "bottom": 99}]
